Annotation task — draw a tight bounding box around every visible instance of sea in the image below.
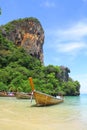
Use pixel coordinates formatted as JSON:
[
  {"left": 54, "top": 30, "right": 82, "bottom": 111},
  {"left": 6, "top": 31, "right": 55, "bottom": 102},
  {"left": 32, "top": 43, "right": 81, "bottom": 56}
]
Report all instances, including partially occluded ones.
[{"left": 0, "top": 94, "right": 87, "bottom": 130}]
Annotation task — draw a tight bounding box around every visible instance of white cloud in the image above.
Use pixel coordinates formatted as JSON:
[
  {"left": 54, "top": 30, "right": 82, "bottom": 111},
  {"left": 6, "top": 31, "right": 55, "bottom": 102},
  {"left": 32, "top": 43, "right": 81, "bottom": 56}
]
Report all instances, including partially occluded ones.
[
  {"left": 45, "top": 21, "right": 87, "bottom": 55},
  {"left": 53, "top": 22, "right": 87, "bottom": 41},
  {"left": 56, "top": 42, "right": 87, "bottom": 53},
  {"left": 46, "top": 21, "right": 87, "bottom": 40},
  {"left": 40, "top": 1, "right": 55, "bottom": 8}
]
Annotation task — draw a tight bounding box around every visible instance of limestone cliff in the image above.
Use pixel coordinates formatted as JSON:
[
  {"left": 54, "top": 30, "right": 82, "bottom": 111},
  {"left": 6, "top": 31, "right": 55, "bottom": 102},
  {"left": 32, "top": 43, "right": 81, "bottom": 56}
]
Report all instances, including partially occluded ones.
[{"left": 0, "top": 17, "right": 44, "bottom": 63}]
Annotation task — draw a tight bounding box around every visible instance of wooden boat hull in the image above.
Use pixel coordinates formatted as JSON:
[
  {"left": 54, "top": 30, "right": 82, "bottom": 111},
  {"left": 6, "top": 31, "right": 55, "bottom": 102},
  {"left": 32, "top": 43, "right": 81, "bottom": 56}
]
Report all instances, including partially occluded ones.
[
  {"left": 0, "top": 95, "right": 15, "bottom": 97},
  {"left": 0, "top": 92, "right": 15, "bottom": 97},
  {"left": 29, "top": 77, "right": 64, "bottom": 106},
  {"left": 33, "top": 90, "right": 64, "bottom": 106},
  {"left": 16, "top": 92, "right": 32, "bottom": 99}
]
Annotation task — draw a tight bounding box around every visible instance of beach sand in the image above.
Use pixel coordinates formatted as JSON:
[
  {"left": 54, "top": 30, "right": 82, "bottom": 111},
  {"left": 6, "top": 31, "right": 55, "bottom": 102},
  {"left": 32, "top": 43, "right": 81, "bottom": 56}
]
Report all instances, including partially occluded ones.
[{"left": 0, "top": 97, "right": 86, "bottom": 130}]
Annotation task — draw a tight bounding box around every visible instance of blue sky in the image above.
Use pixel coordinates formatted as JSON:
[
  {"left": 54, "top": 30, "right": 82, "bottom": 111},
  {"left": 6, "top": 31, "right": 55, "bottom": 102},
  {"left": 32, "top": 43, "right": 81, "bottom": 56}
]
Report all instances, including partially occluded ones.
[{"left": 0, "top": 0, "right": 87, "bottom": 93}]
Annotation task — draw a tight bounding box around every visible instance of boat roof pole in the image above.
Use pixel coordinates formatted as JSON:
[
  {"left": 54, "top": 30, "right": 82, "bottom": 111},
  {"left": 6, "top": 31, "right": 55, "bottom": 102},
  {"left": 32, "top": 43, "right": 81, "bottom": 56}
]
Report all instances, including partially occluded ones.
[{"left": 29, "top": 77, "right": 35, "bottom": 91}]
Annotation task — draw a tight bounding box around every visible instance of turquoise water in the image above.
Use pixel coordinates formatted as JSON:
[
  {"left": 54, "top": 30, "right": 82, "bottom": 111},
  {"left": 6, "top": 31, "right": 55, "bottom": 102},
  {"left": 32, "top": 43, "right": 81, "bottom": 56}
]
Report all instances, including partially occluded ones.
[
  {"left": 0, "top": 94, "right": 87, "bottom": 130},
  {"left": 62, "top": 94, "right": 87, "bottom": 121}
]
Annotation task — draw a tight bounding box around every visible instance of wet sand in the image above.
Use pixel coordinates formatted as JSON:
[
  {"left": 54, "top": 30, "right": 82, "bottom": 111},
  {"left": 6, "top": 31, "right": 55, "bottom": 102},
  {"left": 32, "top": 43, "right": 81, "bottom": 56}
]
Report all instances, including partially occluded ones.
[{"left": 0, "top": 97, "right": 86, "bottom": 130}]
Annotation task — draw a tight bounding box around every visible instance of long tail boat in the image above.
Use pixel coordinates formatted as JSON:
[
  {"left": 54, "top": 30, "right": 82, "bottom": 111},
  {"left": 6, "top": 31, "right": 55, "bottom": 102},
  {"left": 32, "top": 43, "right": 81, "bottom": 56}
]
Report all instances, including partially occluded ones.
[
  {"left": 16, "top": 92, "right": 32, "bottom": 99},
  {"left": 0, "top": 91, "right": 15, "bottom": 97},
  {"left": 29, "top": 77, "right": 64, "bottom": 106}
]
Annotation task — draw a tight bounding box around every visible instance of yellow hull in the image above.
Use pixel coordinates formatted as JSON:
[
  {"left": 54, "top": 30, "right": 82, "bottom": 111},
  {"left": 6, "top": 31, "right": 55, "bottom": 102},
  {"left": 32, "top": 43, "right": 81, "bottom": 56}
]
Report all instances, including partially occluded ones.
[{"left": 33, "top": 90, "right": 64, "bottom": 106}]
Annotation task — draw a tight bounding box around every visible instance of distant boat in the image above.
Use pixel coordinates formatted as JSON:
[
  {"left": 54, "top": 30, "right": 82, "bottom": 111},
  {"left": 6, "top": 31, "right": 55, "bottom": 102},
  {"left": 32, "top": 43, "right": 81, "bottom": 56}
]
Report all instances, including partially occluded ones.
[
  {"left": 0, "top": 91, "right": 15, "bottom": 97},
  {"left": 16, "top": 92, "right": 32, "bottom": 99},
  {"left": 29, "top": 77, "right": 64, "bottom": 106}
]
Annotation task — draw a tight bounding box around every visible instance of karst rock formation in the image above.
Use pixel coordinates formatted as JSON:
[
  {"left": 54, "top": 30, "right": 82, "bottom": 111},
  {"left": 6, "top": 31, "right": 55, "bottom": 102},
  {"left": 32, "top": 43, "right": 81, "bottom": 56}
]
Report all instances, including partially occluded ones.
[{"left": 0, "top": 17, "right": 44, "bottom": 63}]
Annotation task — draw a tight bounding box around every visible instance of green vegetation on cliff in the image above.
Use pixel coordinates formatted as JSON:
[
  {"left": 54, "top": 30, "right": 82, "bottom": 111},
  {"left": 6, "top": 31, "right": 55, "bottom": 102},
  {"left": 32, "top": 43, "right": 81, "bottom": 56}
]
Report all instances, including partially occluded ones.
[{"left": 0, "top": 32, "right": 80, "bottom": 96}]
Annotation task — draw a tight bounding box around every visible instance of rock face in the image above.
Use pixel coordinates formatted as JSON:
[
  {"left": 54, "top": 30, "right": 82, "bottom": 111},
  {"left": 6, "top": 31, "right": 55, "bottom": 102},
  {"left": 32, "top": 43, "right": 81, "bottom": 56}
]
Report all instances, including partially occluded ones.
[
  {"left": 60, "top": 66, "right": 70, "bottom": 82},
  {"left": 1, "top": 17, "right": 44, "bottom": 63}
]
